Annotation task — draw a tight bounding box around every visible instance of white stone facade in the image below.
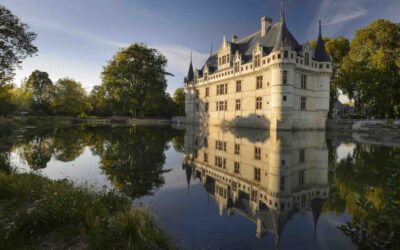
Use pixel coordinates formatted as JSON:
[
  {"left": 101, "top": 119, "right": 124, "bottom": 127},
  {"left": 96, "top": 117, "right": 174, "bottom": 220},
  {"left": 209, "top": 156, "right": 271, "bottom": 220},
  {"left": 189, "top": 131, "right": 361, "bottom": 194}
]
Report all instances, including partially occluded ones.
[{"left": 184, "top": 10, "right": 332, "bottom": 130}]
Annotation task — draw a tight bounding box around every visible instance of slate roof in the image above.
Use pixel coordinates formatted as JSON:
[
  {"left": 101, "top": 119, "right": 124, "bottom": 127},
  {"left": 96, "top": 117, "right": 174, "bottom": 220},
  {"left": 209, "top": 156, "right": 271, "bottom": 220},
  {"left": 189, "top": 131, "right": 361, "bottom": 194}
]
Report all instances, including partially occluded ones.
[
  {"left": 186, "top": 18, "right": 330, "bottom": 80},
  {"left": 314, "top": 21, "right": 330, "bottom": 62},
  {"left": 198, "top": 21, "right": 302, "bottom": 76}
]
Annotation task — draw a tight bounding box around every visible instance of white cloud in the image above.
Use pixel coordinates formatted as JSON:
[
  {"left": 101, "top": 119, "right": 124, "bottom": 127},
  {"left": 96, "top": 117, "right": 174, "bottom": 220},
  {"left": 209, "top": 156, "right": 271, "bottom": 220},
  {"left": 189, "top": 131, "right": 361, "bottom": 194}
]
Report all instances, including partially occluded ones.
[
  {"left": 307, "top": 0, "right": 369, "bottom": 38},
  {"left": 13, "top": 16, "right": 209, "bottom": 94},
  {"left": 153, "top": 44, "right": 209, "bottom": 76},
  {"left": 325, "top": 6, "right": 368, "bottom": 26}
]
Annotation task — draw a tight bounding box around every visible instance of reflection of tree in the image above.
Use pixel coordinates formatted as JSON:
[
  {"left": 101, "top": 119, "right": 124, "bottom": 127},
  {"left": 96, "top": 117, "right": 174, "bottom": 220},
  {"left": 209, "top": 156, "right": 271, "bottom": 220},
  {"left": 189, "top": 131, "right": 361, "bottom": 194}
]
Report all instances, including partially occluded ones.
[
  {"left": 325, "top": 141, "right": 400, "bottom": 248},
  {"left": 93, "top": 127, "right": 178, "bottom": 199},
  {"left": 2, "top": 124, "right": 181, "bottom": 200},
  {"left": 52, "top": 127, "right": 90, "bottom": 162},
  {"left": 20, "top": 137, "right": 54, "bottom": 170},
  {"left": 171, "top": 130, "right": 185, "bottom": 153}
]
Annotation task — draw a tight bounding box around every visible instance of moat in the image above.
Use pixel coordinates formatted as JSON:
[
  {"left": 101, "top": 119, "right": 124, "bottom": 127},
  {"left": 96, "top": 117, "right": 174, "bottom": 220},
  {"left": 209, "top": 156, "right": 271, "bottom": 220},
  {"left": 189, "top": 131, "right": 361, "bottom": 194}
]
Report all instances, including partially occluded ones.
[{"left": 2, "top": 125, "right": 399, "bottom": 249}]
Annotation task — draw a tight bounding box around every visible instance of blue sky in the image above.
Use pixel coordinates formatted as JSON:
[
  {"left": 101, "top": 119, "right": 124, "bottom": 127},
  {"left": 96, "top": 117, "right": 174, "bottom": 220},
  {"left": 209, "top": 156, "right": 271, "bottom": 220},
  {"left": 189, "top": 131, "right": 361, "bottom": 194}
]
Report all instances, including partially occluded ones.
[{"left": 2, "top": 0, "right": 399, "bottom": 94}]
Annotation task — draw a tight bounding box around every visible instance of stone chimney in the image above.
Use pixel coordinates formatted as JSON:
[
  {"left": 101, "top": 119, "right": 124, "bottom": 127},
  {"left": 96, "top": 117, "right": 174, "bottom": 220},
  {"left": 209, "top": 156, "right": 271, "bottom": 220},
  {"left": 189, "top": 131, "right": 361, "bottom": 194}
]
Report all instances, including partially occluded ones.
[
  {"left": 232, "top": 35, "right": 238, "bottom": 43},
  {"left": 261, "top": 16, "right": 273, "bottom": 37}
]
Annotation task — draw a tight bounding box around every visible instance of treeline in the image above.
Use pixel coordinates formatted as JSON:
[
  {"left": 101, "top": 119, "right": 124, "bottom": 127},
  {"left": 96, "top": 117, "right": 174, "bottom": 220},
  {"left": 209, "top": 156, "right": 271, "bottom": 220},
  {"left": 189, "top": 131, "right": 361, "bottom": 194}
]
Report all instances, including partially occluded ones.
[
  {"left": 310, "top": 19, "right": 400, "bottom": 119},
  {"left": 0, "top": 65, "right": 185, "bottom": 118},
  {"left": 0, "top": 5, "right": 184, "bottom": 118}
]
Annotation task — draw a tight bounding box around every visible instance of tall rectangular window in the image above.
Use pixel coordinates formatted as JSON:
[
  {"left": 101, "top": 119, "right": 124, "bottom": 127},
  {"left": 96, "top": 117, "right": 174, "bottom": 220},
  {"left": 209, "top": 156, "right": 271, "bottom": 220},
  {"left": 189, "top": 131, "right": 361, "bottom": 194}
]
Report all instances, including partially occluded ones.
[
  {"left": 216, "top": 84, "right": 227, "bottom": 95},
  {"left": 301, "top": 75, "right": 307, "bottom": 89},
  {"left": 236, "top": 99, "right": 241, "bottom": 111},
  {"left": 282, "top": 71, "right": 288, "bottom": 85},
  {"left": 236, "top": 81, "right": 242, "bottom": 92},
  {"left": 204, "top": 153, "right": 208, "bottom": 163},
  {"left": 284, "top": 50, "right": 288, "bottom": 58},
  {"left": 254, "top": 168, "right": 261, "bottom": 181},
  {"left": 301, "top": 97, "right": 306, "bottom": 110},
  {"left": 205, "top": 87, "right": 209, "bottom": 97},
  {"left": 300, "top": 149, "right": 305, "bottom": 163},
  {"left": 234, "top": 162, "right": 240, "bottom": 174},
  {"left": 204, "top": 137, "right": 208, "bottom": 148},
  {"left": 299, "top": 170, "right": 305, "bottom": 185},
  {"left": 205, "top": 102, "right": 209, "bottom": 112},
  {"left": 254, "top": 147, "right": 261, "bottom": 160},
  {"left": 251, "top": 190, "right": 258, "bottom": 202},
  {"left": 305, "top": 53, "right": 310, "bottom": 66},
  {"left": 256, "top": 97, "right": 263, "bottom": 110},
  {"left": 234, "top": 144, "right": 240, "bottom": 155},
  {"left": 256, "top": 76, "right": 263, "bottom": 89}
]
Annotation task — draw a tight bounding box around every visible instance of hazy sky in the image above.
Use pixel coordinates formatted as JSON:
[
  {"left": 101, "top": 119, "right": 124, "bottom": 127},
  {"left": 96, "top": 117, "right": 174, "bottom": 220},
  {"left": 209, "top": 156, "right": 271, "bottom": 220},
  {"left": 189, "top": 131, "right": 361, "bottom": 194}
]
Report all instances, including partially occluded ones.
[{"left": 2, "top": 0, "right": 399, "bottom": 94}]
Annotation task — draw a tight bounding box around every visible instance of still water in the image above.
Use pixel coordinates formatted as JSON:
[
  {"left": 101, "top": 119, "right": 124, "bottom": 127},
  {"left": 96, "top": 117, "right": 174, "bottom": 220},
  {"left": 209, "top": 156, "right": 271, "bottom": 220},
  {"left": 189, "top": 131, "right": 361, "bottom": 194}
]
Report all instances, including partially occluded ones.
[{"left": 3, "top": 125, "right": 399, "bottom": 249}]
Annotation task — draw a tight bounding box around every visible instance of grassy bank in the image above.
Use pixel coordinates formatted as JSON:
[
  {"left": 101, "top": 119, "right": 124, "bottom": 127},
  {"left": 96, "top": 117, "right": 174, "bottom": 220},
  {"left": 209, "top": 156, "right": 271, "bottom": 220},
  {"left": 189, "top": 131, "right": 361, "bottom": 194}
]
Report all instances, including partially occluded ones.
[{"left": 0, "top": 171, "right": 173, "bottom": 249}]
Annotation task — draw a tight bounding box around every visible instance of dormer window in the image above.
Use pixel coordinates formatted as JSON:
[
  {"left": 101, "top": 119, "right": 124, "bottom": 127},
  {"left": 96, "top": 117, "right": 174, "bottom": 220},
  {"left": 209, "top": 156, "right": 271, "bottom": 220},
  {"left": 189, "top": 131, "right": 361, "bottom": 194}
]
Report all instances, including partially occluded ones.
[
  {"left": 234, "top": 62, "right": 240, "bottom": 73},
  {"left": 254, "top": 55, "right": 261, "bottom": 67},
  {"left": 284, "top": 51, "right": 288, "bottom": 58}
]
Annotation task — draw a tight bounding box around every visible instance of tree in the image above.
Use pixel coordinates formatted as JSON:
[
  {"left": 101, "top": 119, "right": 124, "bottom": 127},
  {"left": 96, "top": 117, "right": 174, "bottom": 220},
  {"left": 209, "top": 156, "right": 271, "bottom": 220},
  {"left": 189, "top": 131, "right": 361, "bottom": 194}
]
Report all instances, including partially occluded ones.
[
  {"left": 89, "top": 85, "right": 110, "bottom": 116},
  {"left": 173, "top": 87, "right": 185, "bottom": 116},
  {"left": 337, "top": 19, "right": 400, "bottom": 118},
  {"left": 0, "top": 84, "right": 16, "bottom": 116},
  {"left": 26, "top": 70, "right": 53, "bottom": 112},
  {"left": 11, "top": 85, "right": 33, "bottom": 113},
  {"left": 101, "top": 44, "right": 168, "bottom": 117},
  {"left": 0, "top": 5, "right": 38, "bottom": 85},
  {"left": 50, "top": 78, "right": 92, "bottom": 116},
  {"left": 310, "top": 37, "right": 350, "bottom": 117}
]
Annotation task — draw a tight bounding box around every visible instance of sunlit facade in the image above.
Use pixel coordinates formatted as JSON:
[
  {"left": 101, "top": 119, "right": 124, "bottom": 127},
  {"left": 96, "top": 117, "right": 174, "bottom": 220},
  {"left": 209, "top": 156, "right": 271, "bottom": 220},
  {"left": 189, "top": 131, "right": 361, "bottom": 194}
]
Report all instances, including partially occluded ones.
[{"left": 184, "top": 1, "right": 332, "bottom": 130}]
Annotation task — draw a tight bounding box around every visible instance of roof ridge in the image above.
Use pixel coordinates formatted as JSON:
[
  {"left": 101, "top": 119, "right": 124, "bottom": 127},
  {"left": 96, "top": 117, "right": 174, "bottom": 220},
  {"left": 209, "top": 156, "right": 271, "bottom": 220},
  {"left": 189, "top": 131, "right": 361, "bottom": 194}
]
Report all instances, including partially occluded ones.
[{"left": 236, "top": 31, "right": 261, "bottom": 43}]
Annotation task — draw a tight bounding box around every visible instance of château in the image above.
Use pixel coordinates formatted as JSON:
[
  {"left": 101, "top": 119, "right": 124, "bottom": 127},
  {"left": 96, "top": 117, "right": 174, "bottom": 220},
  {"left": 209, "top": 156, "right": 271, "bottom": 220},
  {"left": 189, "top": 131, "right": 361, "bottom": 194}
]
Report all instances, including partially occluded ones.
[{"left": 184, "top": 0, "right": 332, "bottom": 130}]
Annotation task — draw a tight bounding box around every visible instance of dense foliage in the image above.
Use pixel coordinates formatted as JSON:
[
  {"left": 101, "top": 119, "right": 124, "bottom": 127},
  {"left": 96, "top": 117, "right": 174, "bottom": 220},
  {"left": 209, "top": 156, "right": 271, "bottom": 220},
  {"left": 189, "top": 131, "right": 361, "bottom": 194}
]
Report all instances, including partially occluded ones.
[
  {"left": 336, "top": 19, "right": 400, "bottom": 118},
  {"left": 0, "top": 172, "right": 172, "bottom": 249},
  {"left": 99, "top": 44, "right": 176, "bottom": 117},
  {"left": 0, "top": 5, "right": 37, "bottom": 85},
  {"left": 50, "top": 78, "right": 92, "bottom": 116},
  {"left": 26, "top": 70, "right": 53, "bottom": 113}
]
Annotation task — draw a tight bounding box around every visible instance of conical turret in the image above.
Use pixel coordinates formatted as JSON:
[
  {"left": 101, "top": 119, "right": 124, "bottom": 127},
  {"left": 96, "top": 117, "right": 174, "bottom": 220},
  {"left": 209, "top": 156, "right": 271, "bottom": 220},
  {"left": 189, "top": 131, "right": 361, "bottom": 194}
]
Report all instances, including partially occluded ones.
[
  {"left": 314, "top": 20, "right": 330, "bottom": 62},
  {"left": 185, "top": 52, "right": 194, "bottom": 84}
]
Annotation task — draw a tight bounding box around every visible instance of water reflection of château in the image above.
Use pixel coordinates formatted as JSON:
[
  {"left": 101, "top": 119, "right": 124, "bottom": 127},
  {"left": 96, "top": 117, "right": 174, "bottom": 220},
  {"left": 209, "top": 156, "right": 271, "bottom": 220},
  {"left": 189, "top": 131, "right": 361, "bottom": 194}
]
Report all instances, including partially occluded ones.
[{"left": 183, "top": 126, "right": 329, "bottom": 245}]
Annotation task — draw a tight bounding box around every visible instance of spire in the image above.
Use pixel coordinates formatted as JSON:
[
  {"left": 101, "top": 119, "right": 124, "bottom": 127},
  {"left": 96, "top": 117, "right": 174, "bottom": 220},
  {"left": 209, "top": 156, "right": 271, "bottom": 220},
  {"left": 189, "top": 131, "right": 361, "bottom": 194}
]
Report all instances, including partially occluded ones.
[
  {"left": 311, "top": 198, "right": 325, "bottom": 238},
  {"left": 319, "top": 19, "right": 322, "bottom": 37},
  {"left": 314, "top": 20, "right": 331, "bottom": 62},
  {"left": 186, "top": 52, "right": 194, "bottom": 83},
  {"left": 185, "top": 164, "right": 192, "bottom": 194},
  {"left": 210, "top": 42, "right": 213, "bottom": 56},
  {"left": 280, "top": 0, "right": 285, "bottom": 23}
]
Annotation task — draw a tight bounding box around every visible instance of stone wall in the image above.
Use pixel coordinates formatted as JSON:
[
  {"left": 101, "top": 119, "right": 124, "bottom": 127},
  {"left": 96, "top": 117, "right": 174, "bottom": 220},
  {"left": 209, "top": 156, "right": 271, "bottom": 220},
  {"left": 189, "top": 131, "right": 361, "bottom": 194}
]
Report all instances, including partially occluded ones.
[{"left": 326, "top": 119, "right": 400, "bottom": 137}]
